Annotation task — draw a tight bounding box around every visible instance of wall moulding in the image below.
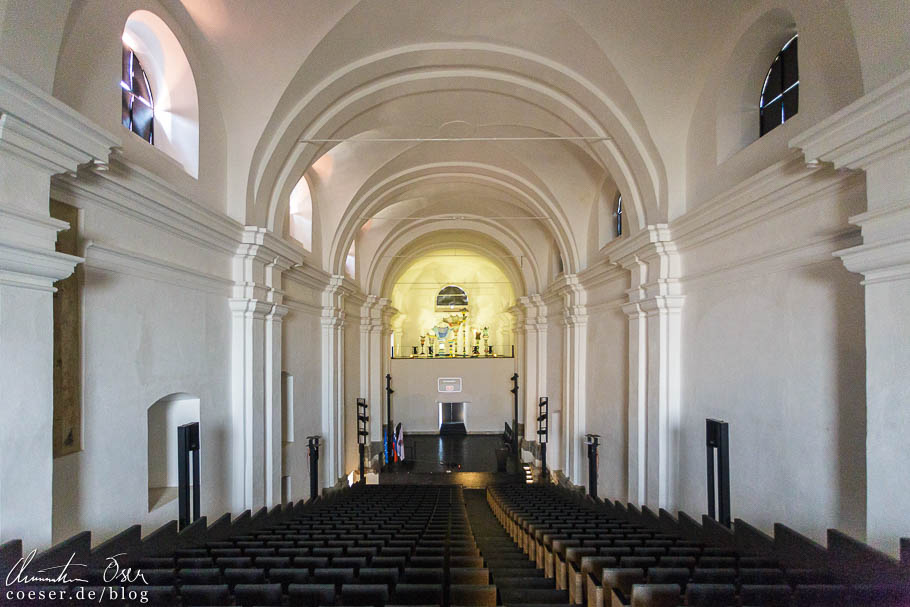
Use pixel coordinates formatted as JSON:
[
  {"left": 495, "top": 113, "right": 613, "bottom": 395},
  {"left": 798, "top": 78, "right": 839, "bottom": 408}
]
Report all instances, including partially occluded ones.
[
  {"left": 83, "top": 241, "right": 232, "bottom": 295},
  {"left": 791, "top": 69, "right": 910, "bottom": 170},
  {"left": 51, "top": 157, "right": 245, "bottom": 256},
  {"left": 0, "top": 65, "right": 118, "bottom": 172},
  {"left": 672, "top": 153, "right": 865, "bottom": 251}
]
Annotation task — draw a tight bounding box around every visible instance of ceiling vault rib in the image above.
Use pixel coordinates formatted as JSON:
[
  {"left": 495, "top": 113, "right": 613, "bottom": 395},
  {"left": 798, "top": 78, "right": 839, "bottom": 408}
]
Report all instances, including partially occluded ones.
[{"left": 296, "top": 136, "right": 612, "bottom": 143}]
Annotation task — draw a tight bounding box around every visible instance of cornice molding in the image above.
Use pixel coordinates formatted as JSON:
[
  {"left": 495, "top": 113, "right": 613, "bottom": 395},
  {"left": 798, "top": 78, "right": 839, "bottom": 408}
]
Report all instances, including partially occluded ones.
[
  {"left": 84, "top": 241, "right": 232, "bottom": 295},
  {"left": 670, "top": 154, "right": 863, "bottom": 251},
  {"left": 284, "top": 295, "right": 323, "bottom": 315},
  {"left": 836, "top": 229, "right": 910, "bottom": 286},
  {"left": 577, "top": 258, "right": 627, "bottom": 290},
  {"left": 684, "top": 228, "right": 860, "bottom": 291},
  {"left": 791, "top": 69, "right": 910, "bottom": 169},
  {"left": 237, "top": 226, "right": 301, "bottom": 269},
  {"left": 285, "top": 261, "right": 332, "bottom": 292},
  {"left": 0, "top": 241, "right": 82, "bottom": 291},
  {"left": 0, "top": 204, "right": 70, "bottom": 251},
  {"left": 52, "top": 157, "right": 244, "bottom": 255},
  {"left": 0, "top": 65, "right": 117, "bottom": 172}
]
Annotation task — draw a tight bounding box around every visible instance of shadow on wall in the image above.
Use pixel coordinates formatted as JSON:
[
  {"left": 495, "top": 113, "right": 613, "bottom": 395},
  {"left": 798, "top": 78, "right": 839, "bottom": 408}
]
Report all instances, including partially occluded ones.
[
  {"left": 803, "top": 263, "right": 866, "bottom": 540},
  {"left": 147, "top": 393, "right": 200, "bottom": 512}
]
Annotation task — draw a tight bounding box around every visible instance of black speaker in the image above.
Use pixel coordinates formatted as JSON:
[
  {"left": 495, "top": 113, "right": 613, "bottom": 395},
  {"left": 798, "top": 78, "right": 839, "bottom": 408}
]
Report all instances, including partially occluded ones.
[
  {"left": 706, "top": 418, "right": 731, "bottom": 527},
  {"left": 178, "top": 421, "right": 200, "bottom": 530}
]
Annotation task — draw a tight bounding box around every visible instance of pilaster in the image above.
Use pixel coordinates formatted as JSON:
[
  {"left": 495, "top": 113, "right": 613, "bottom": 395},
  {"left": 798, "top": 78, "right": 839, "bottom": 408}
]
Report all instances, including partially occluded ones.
[
  {"left": 321, "top": 275, "right": 353, "bottom": 487},
  {"left": 230, "top": 227, "right": 297, "bottom": 511},
  {"left": 612, "top": 225, "right": 683, "bottom": 510},
  {"left": 515, "top": 295, "right": 547, "bottom": 453},
  {"left": 0, "top": 66, "right": 117, "bottom": 549},
  {"left": 360, "top": 296, "right": 395, "bottom": 448},
  {"left": 552, "top": 275, "right": 588, "bottom": 485},
  {"left": 792, "top": 68, "right": 910, "bottom": 555}
]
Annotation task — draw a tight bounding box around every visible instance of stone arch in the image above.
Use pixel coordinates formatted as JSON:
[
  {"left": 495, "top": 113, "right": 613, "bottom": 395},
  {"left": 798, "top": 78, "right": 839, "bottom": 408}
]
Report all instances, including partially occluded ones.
[
  {"left": 328, "top": 161, "right": 577, "bottom": 279},
  {"left": 248, "top": 43, "right": 668, "bottom": 240}
]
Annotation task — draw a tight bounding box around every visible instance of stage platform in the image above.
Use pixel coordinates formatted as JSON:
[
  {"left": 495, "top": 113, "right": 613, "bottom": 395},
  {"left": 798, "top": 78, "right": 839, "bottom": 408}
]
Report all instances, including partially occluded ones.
[{"left": 379, "top": 434, "right": 523, "bottom": 487}]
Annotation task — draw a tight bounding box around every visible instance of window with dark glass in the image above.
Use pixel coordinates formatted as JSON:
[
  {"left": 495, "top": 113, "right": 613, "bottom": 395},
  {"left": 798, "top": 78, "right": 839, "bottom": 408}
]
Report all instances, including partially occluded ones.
[
  {"left": 615, "top": 194, "right": 623, "bottom": 237},
  {"left": 760, "top": 35, "right": 798, "bottom": 136},
  {"left": 121, "top": 45, "right": 154, "bottom": 143},
  {"left": 436, "top": 285, "right": 468, "bottom": 308}
]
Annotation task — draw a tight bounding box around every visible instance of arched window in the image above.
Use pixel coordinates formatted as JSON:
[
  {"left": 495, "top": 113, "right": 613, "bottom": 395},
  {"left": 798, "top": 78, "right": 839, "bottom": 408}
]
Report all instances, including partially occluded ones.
[
  {"left": 121, "top": 11, "right": 199, "bottom": 177},
  {"left": 289, "top": 175, "right": 313, "bottom": 251},
  {"left": 615, "top": 194, "right": 623, "bottom": 237},
  {"left": 121, "top": 45, "right": 154, "bottom": 143},
  {"left": 760, "top": 34, "right": 798, "bottom": 136},
  {"left": 436, "top": 285, "right": 468, "bottom": 308}
]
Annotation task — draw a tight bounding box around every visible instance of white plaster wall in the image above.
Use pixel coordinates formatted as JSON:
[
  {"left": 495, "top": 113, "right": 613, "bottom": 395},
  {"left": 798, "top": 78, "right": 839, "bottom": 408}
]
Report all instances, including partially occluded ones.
[
  {"left": 545, "top": 310, "right": 564, "bottom": 470},
  {"left": 674, "top": 167, "right": 867, "bottom": 543},
  {"left": 0, "top": 0, "right": 71, "bottom": 93},
  {"left": 0, "top": 286, "right": 54, "bottom": 549},
  {"left": 389, "top": 358, "right": 515, "bottom": 433},
  {"left": 343, "top": 304, "right": 362, "bottom": 476},
  {"left": 53, "top": 269, "right": 232, "bottom": 544},
  {"left": 281, "top": 293, "right": 324, "bottom": 502},
  {"left": 583, "top": 281, "right": 629, "bottom": 501},
  {"left": 147, "top": 394, "right": 201, "bottom": 488}
]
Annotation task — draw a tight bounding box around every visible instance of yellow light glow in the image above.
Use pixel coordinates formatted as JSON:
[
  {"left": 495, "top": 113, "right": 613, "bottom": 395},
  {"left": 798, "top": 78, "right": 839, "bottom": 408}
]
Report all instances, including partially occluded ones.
[{"left": 390, "top": 249, "right": 515, "bottom": 355}]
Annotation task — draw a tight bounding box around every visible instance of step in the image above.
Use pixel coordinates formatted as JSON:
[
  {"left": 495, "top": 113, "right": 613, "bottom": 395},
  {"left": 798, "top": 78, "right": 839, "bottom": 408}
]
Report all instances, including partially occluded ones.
[
  {"left": 491, "top": 568, "right": 545, "bottom": 578},
  {"left": 500, "top": 588, "right": 571, "bottom": 604},
  {"left": 486, "top": 559, "right": 537, "bottom": 568},
  {"left": 494, "top": 577, "right": 555, "bottom": 589}
]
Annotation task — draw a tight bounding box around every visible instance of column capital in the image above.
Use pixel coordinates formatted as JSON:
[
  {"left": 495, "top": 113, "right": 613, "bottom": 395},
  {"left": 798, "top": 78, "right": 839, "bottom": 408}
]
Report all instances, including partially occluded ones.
[
  {"left": 229, "top": 298, "right": 275, "bottom": 319},
  {"left": 321, "top": 275, "right": 353, "bottom": 329},
  {"left": 549, "top": 274, "right": 588, "bottom": 327},
  {"left": 359, "top": 294, "right": 394, "bottom": 332},
  {"left": 608, "top": 224, "right": 682, "bottom": 311}
]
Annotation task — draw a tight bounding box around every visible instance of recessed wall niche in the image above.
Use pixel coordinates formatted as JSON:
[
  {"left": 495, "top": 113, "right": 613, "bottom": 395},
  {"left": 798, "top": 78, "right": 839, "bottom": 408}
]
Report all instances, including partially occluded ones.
[{"left": 147, "top": 393, "right": 200, "bottom": 511}]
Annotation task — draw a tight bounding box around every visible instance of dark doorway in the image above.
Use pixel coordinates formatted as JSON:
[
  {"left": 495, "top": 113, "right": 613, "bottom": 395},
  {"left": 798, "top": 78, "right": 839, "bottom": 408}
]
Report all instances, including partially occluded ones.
[{"left": 439, "top": 401, "right": 467, "bottom": 435}]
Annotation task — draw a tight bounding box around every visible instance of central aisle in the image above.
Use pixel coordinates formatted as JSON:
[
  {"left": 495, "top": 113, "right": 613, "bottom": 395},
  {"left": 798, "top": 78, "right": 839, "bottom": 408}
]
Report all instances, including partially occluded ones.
[{"left": 464, "top": 489, "right": 570, "bottom": 606}]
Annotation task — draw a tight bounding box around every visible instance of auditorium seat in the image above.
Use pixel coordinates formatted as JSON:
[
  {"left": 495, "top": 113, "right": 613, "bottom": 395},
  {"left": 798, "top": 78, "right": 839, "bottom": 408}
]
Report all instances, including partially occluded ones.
[
  {"left": 684, "top": 583, "right": 737, "bottom": 606},
  {"left": 449, "top": 583, "right": 498, "bottom": 606},
  {"left": 269, "top": 567, "right": 310, "bottom": 590},
  {"left": 223, "top": 567, "right": 265, "bottom": 589},
  {"left": 234, "top": 582, "right": 283, "bottom": 606},
  {"left": 179, "top": 567, "right": 222, "bottom": 585},
  {"left": 646, "top": 567, "right": 690, "bottom": 589},
  {"left": 737, "top": 568, "right": 786, "bottom": 585},
  {"left": 391, "top": 582, "right": 444, "bottom": 604},
  {"left": 629, "top": 583, "right": 681, "bottom": 607},
  {"left": 140, "top": 568, "right": 176, "bottom": 585},
  {"left": 791, "top": 584, "right": 849, "bottom": 606},
  {"left": 403, "top": 567, "right": 444, "bottom": 583},
  {"left": 691, "top": 568, "right": 736, "bottom": 584},
  {"left": 289, "top": 582, "right": 336, "bottom": 607},
  {"left": 450, "top": 567, "right": 490, "bottom": 584},
  {"left": 341, "top": 582, "right": 391, "bottom": 606},
  {"left": 179, "top": 583, "right": 231, "bottom": 606},
  {"left": 738, "top": 583, "right": 792, "bottom": 606}
]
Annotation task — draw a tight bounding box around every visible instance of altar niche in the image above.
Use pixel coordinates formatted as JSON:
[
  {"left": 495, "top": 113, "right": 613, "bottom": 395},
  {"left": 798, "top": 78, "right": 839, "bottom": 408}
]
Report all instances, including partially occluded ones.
[{"left": 439, "top": 401, "right": 467, "bottom": 435}]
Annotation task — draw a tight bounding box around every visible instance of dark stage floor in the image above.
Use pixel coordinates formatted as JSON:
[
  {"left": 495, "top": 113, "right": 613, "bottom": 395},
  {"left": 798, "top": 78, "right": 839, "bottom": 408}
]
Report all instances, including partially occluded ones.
[{"left": 379, "top": 434, "right": 522, "bottom": 487}]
